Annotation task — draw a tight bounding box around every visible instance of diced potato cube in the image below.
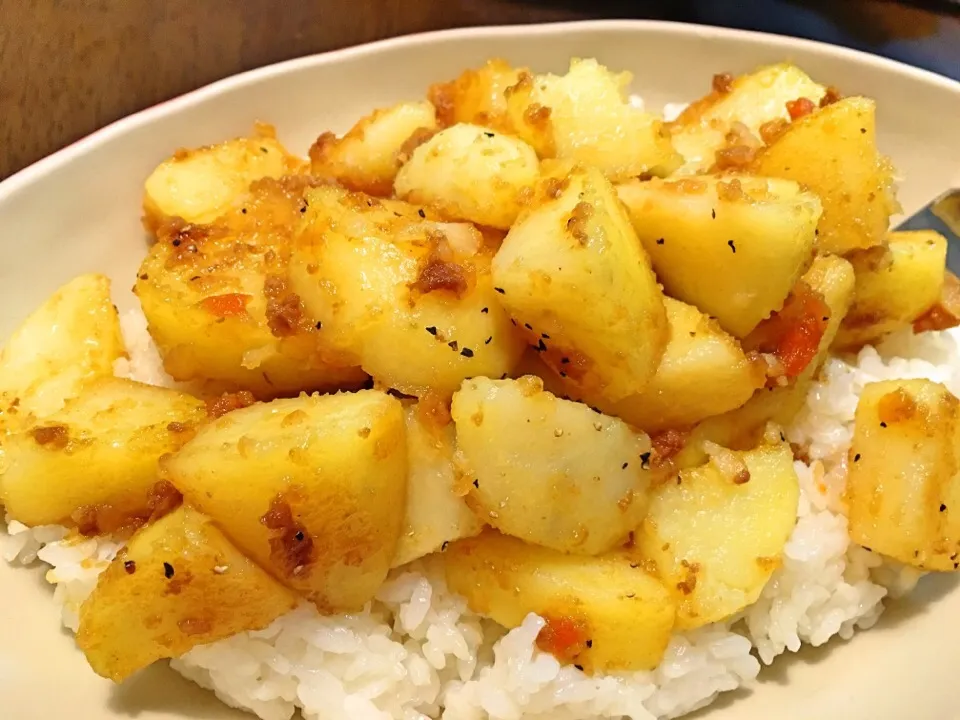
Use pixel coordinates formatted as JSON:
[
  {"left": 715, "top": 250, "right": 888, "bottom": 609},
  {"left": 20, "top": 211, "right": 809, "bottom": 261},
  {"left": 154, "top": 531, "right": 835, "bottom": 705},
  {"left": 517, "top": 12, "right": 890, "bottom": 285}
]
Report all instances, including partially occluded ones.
[
  {"left": 289, "top": 186, "right": 524, "bottom": 397},
  {"left": 451, "top": 376, "right": 653, "bottom": 555},
  {"left": 392, "top": 402, "right": 483, "bottom": 568},
  {"left": 77, "top": 506, "right": 298, "bottom": 681},
  {"left": 143, "top": 128, "right": 305, "bottom": 230},
  {"left": 750, "top": 97, "right": 898, "bottom": 255},
  {"left": 681, "top": 255, "right": 855, "bottom": 464},
  {"left": 443, "top": 530, "right": 676, "bottom": 672},
  {"left": 428, "top": 58, "right": 526, "bottom": 132},
  {"left": 136, "top": 177, "right": 367, "bottom": 398},
  {"left": 617, "top": 174, "right": 820, "bottom": 337},
  {"left": 164, "top": 390, "right": 407, "bottom": 611},
  {"left": 0, "top": 274, "right": 124, "bottom": 424},
  {"left": 600, "top": 298, "right": 766, "bottom": 432},
  {"left": 310, "top": 101, "right": 438, "bottom": 196},
  {"left": 492, "top": 166, "right": 668, "bottom": 402},
  {"left": 835, "top": 230, "right": 947, "bottom": 348},
  {"left": 635, "top": 443, "right": 799, "bottom": 628},
  {"left": 847, "top": 379, "right": 960, "bottom": 571},
  {"left": 669, "top": 63, "right": 826, "bottom": 173},
  {"left": 395, "top": 123, "right": 540, "bottom": 229},
  {"left": 504, "top": 58, "right": 681, "bottom": 181},
  {"left": 0, "top": 377, "right": 205, "bottom": 528}
]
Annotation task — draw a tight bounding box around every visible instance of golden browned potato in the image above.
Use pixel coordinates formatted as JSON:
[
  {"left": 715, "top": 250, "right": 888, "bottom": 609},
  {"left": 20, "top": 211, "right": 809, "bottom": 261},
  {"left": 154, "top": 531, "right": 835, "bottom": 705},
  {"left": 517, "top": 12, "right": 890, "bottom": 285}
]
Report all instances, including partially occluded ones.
[
  {"left": 392, "top": 401, "right": 483, "bottom": 568},
  {"left": 914, "top": 270, "right": 960, "bottom": 333},
  {"left": 669, "top": 63, "right": 826, "bottom": 173},
  {"left": 749, "top": 97, "right": 898, "bottom": 255},
  {"left": 0, "top": 377, "right": 205, "bottom": 528},
  {"left": 847, "top": 379, "right": 960, "bottom": 571},
  {"left": 143, "top": 126, "right": 305, "bottom": 231},
  {"left": 428, "top": 58, "right": 526, "bottom": 132},
  {"left": 289, "top": 185, "right": 524, "bottom": 397},
  {"left": 77, "top": 506, "right": 298, "bottom": 682},
  {"left": 309, "top": 101, "right": 438, "bottom": 196},
  {"left": 136, "top": 177, "right": 366, "bottom": 398},
  {"left": 635, "top": 443, "right": 799, "bottom": 629},
  {"left": 681, "top": 254, "right": 855, "bottom": 464},
  {"left": 164, "top": 390, "right": 407, "bottom": 612},
  {"left": 491, "top": 166, "right": 668, "bottom": 403},
  {"left": 0, "top": 274, "right": 124, "bottom": 424},
  {"left": 394, "top": 123, "right": 540, "bottom": 229},
  {"left": 834, "top": 231, "right": 947, "bottom": 349},
  {"left": 599, "top": 298, "right": 766, "bottom": 432},
  {"left": 443, "top": 530, "right": 675, "bottom": 672},
  {"left": 451, "top": 376, "right": 653, "bottom": 555},
  {"left": 504, "top": 58, "right": 681, "bottom": 181},
  {"left": 617, "top": 175, "right": 821, "bottom": 337}
]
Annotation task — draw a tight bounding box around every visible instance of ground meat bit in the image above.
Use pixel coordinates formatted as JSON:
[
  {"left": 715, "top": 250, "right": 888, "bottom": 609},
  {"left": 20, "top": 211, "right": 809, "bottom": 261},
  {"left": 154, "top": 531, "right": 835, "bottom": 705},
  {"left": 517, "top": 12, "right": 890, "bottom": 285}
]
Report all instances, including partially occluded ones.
[
  {"left": 914, "top": 272, "right": 960, "bottom": 333},
  {"left": 819, "top": 86, "right": 843, "bottom": 108},
  {"left": 676, "top": 560, "right": 701, "bottom": 595},
  {"left": 536, "top": 613, "right": 590, "bottom": 662},
  {"left": 566, "top": 202, "right": 594, "bottom": 245},
  {"left": 410, "top": 255, "right": 468, "bottom": 296},
  {"left": 745, "top": 282, "right": 830, "bottom": 378},
  {"left": 263, "top": 276, "right": 305, "bottom": 337},
  {"left": 716, "top": 178, "right": 745, "bottom": 202},
  {"left": 206, "top": 390, "right": 256, "bottom": 418},
  {"left": 147, "top": 480, "right": 183, "bottom": 521},
  {"left": 714, "top": 145, "right": 758, "bottom": 171},
  {"left": 426, "top": 81, "right": 457, "bottom": 127},
  {"left": 523, "top": 103, "right": 552, "bottom": 130},
  {"left": 260, "top": 496, "right": 315, "bottom": 577},
  {"left": 396, "top": 127, "right": 437, "bottom": 165},
  {"left": 877, "top": 388, "right": 918, "bottom": 424},
  {"left": 32, "top": 425, "right": 69, "bottom": 449},
  {"left": 650, "top": 429, "right": 689, "bottom": 465},
  {"left": 307, "top": 131, "right": 338, "bottom": 168},
  {"left": 759, "top": 118, "right": 790, "bottom": 145},
  {"left": 786, "top": 97, "right": 817, "bottom": 120},
  {"left": 712, "top": 72, "right": 735, "bottom": 94}
]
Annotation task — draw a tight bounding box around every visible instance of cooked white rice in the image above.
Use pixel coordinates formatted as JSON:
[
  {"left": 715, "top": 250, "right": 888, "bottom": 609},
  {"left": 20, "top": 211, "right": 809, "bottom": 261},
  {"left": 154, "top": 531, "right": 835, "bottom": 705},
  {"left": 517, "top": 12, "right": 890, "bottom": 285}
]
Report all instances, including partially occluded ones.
[{"left": 5, "top": 312, "right": 957, "bottom": 720}]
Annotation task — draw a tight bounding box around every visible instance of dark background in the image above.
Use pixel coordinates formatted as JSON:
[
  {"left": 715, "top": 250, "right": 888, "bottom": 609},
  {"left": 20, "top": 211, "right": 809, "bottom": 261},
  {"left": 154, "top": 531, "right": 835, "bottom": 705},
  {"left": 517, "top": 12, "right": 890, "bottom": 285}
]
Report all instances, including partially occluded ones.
[{"left": 0, "top": 0, "right": 957, "bottom": 180}]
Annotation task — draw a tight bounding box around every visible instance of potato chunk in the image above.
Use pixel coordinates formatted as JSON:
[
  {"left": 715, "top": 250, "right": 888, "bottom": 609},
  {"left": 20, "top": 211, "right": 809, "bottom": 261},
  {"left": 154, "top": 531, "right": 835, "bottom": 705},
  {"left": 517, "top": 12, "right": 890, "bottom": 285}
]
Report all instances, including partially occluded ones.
[
  {"left": 392, "top": 402, "right": 483, "bottom": 568},
  {"left": 428, "top": 58, "right": 525, "bottom": 132},
  {"left": 395, "top": 123, "right": 539, "bottom": 229},
  {"left": 143, "top": 128, "right": 305, "bottom": 230},
  {"left": 452, "top": 376, "right": 653, "bottom": 555},
  {"left": 669, "top": 63, "right": 825, "bottom": 173},
  {"left": 617, "top": 175, "right": 820, "bottom": 337},
  {"left": 847, "top": 379, "right": 960, "bottom": 571},
  {"left": 682, "top": 255, "right": 855, "bottom": 464},
  {"left": 492, "top": 166, "right": 667, "bottom": 402},
  {"left": 835, "top": 231, "right": 947, "bottom": 349},
  {"left": 0, "top": 377, "right": 205, "bottom": 528},
  {"left": 289, "top": 186, "right": 524, "bottom": 397},
  {"left": 600, "top": 299, "right": 766, "bottom": 432},
  {"left": 310, "top": 101, "right": 438, "bottom": 196},
  {"left": 444, "top": 530, "right": 675, "bottom": 672},
  {"left": 0, "top": 274, "right": 124, "bottom": 424},
  {"left": 136, "top": 177, "right": 366, "bottom": 398},
  {"left": 636, "top": 444, "right": 799, "bottom": 629},
  {"left": 504, "top": 58, "right": 681, "bottom": 181},
  {"left": 164, "top": 390, "right": 407, "bottom": 611},
  {"left": 750, "top": 97, "right": 898, "bottom": 255},
  {"left": 77, "top": 506, "right": 298, "bottom": 681}
]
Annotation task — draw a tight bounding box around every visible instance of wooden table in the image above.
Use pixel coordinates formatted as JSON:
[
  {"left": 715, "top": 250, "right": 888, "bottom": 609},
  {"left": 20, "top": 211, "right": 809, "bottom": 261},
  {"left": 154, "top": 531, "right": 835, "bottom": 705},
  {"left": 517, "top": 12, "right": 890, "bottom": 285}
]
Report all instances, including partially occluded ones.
[{"left": 0, "top": 0, "right": 687, "bottom": 179}]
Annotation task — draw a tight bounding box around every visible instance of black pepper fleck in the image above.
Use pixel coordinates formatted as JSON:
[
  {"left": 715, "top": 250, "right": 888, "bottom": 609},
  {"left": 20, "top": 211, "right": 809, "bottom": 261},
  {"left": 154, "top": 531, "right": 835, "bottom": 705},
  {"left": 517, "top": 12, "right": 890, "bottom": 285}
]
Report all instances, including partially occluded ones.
[
  {"left": 461, "top": 347, "right": 474, "bottom": 358},
  {"left": 295, "top": 530, "right": 305, "bottom": 541},
  {"left": 574, "top": 664, "right": 584, "bottom": 671},
  {"left": 656, "top": 238, "right": 665, "bottom": 245},
  {"left": 941, "top": 504, "right": 947, "bottom": 512},
  {"left": 426, "top": 326, "right": 438, "bottom": 336},
  {"left": 541, "top": 333, "right": 550, "bottom": 339},
  {"left": 418, "top": 209, "right": 426, "bottom": 218},
  {"left": 559, "top": 371, "right": 567, "bottom": 378},
  {"left": 728, "top": 240, "right": 737, "bottom": 253},
  {"left": 172, "top": 238, "right": 181, "bottom": 247},
  {"left": 473, "top": 479, "right": 480, "bottom": 489},
  {"left": 481, "top": 307, "right": 489, "bottom": 314},
  {"left": 441, "top": 541, "right": 450, "bottom": 551},
  {"left": 124, "top": 560, "right": 137, "bottom": 575},
  {"left": 494, "top": 287, "right": 506, "bottom": 294},
  {"left": 163, "top": 562, "right": 175, "bottom": 579},
  {"left": 524, "top": 323, "right": 533, "bottom": 330},
  {"left": 561, "top": 357, "right": 570, "bottom": 365},
  {"left": 711, "top": 208, "right": 716, "bottom": 219},
  {"left": 854, "top": 453, "right": 861, "bottom": 462},
  {"left": 448, "top": 340, "right": 459, "bottom": 351},
  {"left": 484, "top": 132, "right": 495, "bottom": 138},
  {"left": 315, "top": 321, "right": 323, "bottom": 330},
  {"left": 622, "top": 462, "right": 629, "bottom": 469},
  {"left": 860, "top": 127, "right": 867, "bottom": 134},
  {"left": 535, "top": 338, "right": 547, "bottom": 352},
  {"left": 485, "top": 336, "right": 493, "bottom": 345},
  {"left": 241, "top": 208, "right": 247, "bottom": 214},
  {"left": 880, "top": 421, "right": 887, "bottom": 428}
]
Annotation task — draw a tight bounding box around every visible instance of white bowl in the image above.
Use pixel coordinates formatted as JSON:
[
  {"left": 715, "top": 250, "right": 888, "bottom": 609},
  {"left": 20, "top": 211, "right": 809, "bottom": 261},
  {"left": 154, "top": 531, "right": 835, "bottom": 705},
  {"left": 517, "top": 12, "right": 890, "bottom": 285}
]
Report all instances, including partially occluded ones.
[{"left": 1, "top": 19, "right": 959, "bottom": 720}]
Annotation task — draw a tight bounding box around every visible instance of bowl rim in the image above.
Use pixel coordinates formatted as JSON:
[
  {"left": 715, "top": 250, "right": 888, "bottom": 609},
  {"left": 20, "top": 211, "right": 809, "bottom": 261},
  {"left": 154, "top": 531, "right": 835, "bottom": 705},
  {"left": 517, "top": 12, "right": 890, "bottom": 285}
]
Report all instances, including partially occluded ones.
[{"left": 2, "top": 18, "right": 958, "bottom": 199}]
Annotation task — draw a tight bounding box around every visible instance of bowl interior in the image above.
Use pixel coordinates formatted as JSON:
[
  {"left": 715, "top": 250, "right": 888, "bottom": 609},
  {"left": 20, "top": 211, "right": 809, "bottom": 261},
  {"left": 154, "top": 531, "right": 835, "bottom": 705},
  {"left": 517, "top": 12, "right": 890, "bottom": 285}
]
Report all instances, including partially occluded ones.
[{"left": 0, "top": 20, "right": 958, "bottom": 720}]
